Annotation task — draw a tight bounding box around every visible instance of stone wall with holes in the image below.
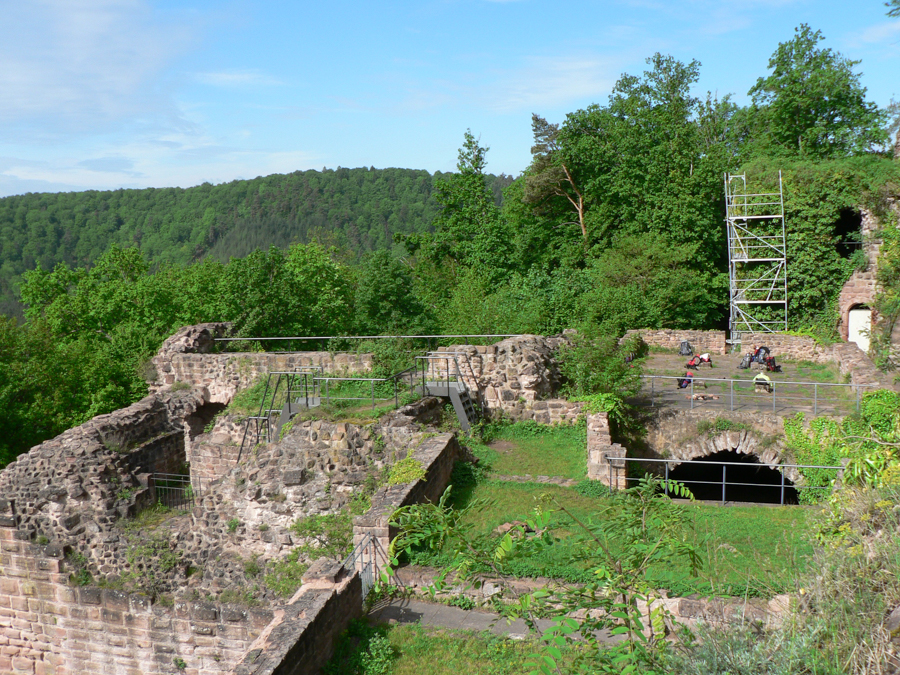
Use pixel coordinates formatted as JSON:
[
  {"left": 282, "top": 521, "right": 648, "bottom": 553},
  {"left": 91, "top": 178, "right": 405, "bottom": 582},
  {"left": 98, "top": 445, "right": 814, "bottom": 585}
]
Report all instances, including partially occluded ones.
[
  {"left": 0, "top": 387, "right": 205, "bottom": 575},
  {"left": 150, "top": 323, "right": 373, "bottom": 404},
  {"left": 352, "top": 433, "right": 461, "bottom": 555},
  {"left": 586, "top": 412, "right": 627, "bottom": 489},
  {"left": 426, "top": 335, "right": 586, "bottom": 423},
  {"left": 0, "top": 522, "right": 274, "bottom": 675},
  {"left": 621, "top": 329, "right": 727, "bottom": 355}
]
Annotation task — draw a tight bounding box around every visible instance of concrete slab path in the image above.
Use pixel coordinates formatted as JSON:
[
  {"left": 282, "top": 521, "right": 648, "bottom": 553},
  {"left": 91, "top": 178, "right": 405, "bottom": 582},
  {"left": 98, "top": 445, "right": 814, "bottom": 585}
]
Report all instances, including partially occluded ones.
[{"left": 368, "top": 598, "right": 622, "bottom": 645}]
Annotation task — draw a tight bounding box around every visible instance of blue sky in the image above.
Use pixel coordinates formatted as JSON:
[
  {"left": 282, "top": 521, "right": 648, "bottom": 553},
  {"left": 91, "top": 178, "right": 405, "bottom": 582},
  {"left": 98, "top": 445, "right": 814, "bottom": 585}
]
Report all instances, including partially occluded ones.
[{"left": 0, "top": 0, "right": 898, "bottom": 197}]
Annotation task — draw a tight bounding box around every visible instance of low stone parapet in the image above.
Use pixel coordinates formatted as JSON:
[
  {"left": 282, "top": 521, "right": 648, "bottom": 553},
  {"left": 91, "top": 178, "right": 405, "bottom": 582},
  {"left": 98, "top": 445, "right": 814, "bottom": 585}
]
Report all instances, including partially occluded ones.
[{"left": 622, "top": 329, "right": 727, "bottom": 355}]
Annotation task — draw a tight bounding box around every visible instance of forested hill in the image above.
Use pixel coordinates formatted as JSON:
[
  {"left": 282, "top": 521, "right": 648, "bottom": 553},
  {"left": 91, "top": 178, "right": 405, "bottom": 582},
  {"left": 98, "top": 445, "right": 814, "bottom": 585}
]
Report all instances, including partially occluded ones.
[{"left": 0, "top": 167, "right": 514, "bottom": 316}]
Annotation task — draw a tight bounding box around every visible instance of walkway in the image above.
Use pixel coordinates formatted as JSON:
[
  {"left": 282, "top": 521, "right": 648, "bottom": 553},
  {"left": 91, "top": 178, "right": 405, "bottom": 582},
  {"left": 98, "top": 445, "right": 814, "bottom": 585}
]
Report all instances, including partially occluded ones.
[{"left": 368, "top": 598, "right": 622, "bottom": 644}]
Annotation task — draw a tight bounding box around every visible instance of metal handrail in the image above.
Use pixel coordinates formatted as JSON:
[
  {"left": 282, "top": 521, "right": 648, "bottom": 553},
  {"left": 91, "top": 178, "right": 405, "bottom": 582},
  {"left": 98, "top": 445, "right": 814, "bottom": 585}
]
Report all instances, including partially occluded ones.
[
  {"left": 642, "top": 374, "right": 874, "bottom": 389},
  {"left": 216, "top": 333, "right": 522, "bottom": 342},
  {"left": 641, "top": 374, "right": 873, "bottom": 414},
  {"left": 606, "top": 455, "right": 844, "bottom": 506}
]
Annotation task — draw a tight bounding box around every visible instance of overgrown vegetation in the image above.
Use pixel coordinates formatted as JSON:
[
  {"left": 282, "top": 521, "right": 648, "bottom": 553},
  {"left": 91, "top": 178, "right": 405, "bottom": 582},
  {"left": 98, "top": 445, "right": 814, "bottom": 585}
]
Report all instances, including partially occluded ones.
[
  {"left": 0, "top": 22, "right": 895, "bottom": 466},
  {"left": 784, "top": 389, "right": 900, "bottom": 503},
  {"left": 324, "top": 621, "right": 566, "bottom": 675}
]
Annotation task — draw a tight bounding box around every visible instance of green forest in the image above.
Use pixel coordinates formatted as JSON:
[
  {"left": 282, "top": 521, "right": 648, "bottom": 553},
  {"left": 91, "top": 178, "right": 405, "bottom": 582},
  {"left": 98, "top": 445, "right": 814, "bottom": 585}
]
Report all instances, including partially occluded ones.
[{"left": 1, "top": 24, "right": 899, "bottom": 463}]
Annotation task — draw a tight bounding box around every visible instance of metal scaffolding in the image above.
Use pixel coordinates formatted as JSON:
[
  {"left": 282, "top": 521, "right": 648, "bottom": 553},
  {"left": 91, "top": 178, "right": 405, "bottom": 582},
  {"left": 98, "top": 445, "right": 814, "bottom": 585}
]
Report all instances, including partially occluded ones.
[{"left": 725, "top": 172, "right": 787, "bottom": 346}]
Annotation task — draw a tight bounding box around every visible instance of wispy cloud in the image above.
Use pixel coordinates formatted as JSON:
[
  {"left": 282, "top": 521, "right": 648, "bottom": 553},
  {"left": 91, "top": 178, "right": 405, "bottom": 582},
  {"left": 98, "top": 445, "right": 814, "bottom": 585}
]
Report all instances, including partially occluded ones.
[
  {"left": 77, "top": 156, "right": 142, "bottom": 176},
  {"left": 0, "top": 0, "right": 193, "bottom": 140},
  {"left": 194, "top": 69, "right": 283, "bottom": 87},
  {"left": 484, "top": 55, "right": 623, "bottom": 113},
  {"left": 844, "top": 20, "right": 900, "bottom": 48}
]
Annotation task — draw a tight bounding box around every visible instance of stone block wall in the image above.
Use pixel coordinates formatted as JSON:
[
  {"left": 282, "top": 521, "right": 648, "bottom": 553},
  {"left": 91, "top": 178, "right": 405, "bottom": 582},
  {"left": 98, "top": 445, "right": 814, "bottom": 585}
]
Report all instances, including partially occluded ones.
[
  {"left": 740, "top": 333, "right": 832, "bottom": 364},
  {"left": 0, "top": 522, "right": 273, "bottom": 675},
  {"left": 232, "top": 561, "right": 362, "bottom": 675},
  {"left": 0, "top": 387, "right": 205, "bottom": 567},
  {"left": 837, "top": 209, "right": 880, "bottom": 342},
  {"left": 153, "top": 352, "right": 374, "bottom": 405},
  {"left": 426, "top": 335, "right": 588, "bottom": 423},
  {"left": 121, "top": 430, "right": 187, "bottom": 477},
  {"left": 585, "top": 412, "right": 626, "bottom": 489},
  {"left": 352, "top": 433, "right": 460, "bottom": 558},
  {"left": 622, "top": 329, "right": 727, "bottom": 355}
]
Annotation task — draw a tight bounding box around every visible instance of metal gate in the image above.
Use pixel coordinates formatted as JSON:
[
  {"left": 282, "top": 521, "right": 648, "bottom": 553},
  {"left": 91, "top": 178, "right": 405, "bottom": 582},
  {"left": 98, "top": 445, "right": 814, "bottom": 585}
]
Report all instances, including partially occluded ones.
[{"left": 150, "top": 473, "right": 197, "bottom": 510}]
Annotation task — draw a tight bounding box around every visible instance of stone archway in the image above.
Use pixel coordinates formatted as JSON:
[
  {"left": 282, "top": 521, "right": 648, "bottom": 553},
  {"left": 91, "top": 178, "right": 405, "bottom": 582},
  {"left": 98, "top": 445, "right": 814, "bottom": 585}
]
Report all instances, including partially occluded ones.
[
  {"left": 847, "top": 304, "right": 872, "bottom": 352},
  {"left": 666, "top": 448, "right": 799, "bottom": 503},
  {"left": 641, "top": 411, "right": 804, "bottom": 503}
]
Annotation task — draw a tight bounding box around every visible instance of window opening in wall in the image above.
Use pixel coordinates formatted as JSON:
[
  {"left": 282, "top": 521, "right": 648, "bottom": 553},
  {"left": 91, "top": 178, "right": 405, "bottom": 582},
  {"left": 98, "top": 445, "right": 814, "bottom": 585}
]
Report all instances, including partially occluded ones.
[
  {"left": 834, "top": 208, "right": 863, "bottom": 259},
  {"left": 664, "top": 450, "right": 799, "bottom": 504}
]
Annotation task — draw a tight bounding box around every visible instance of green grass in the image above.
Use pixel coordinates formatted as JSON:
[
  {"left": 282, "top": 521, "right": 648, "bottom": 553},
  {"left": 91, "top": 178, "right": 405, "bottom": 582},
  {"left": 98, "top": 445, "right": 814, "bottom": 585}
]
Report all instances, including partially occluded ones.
[
  {"left": 415, "top": 479, "right": 813, "bottom": 597},
  {"left": 479, "top": 423, "right": 587, "bottom": 479},
  {"left": 325, "top": 621, "right": 578, "bottom": 675}
]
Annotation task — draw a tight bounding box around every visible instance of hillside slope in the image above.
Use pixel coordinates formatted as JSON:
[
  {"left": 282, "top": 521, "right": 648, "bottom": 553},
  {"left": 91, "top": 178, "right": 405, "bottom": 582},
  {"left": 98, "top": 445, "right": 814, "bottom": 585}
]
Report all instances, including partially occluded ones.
[{"left": 0, "top": 167, "right": 513, "bottom": 316}]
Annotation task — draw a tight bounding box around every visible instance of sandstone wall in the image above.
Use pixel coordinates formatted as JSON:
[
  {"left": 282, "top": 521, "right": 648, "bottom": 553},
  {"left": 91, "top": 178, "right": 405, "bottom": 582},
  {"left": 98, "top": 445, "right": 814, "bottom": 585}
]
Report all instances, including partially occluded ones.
[
  {"left": 837, "top": 209, "right": 880, "bottom": 342},
  {"left": 585, "top": 412, "right": 626, "bottom": 489},
  {"left": 352, "top": 433, "right": 460, "bottom": 557},
  {"left": 638, "top": 408, "right": 801, "bottom": 485},
  {"left": 153, "top": 352, "right": 374, "bottom": 404},
  {"left": 0, "top": 523, "right": 273, "bottom": 675},
  {"left": 232, "top": 560, "right": 362, "bottom": 675},
  {"left": 622, "top": 329, "right": 727, "bottom": 356},
  {"left": 426, "top": 335, "right": 584, "bottom": 422},
  {"left": 0, "top": 387, "right": 206, "bottom": 572}
]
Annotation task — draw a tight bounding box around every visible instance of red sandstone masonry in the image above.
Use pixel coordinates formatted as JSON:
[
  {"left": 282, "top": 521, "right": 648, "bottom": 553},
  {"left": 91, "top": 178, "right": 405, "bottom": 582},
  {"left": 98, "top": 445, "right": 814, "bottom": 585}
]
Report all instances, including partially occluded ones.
[
  {"left": 0, "top": 524, "right": 272, "bottom": 675},
  {"left": 622, "top": 329, "right": 727, "bottom": 356},
  {"left": 352, "top": 433, "right": 461, "bottom": 556}
]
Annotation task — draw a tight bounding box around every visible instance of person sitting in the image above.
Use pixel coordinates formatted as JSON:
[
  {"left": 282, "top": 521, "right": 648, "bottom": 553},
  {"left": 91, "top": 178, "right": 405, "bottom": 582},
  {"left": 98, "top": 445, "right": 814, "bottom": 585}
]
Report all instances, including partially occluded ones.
[
  {"left": 677, "top": 371, "right": 694, "bottom": 389},
  {"left": 686, "top": 353, "right": 712, "bottom": 367},
  {"left": 752, "top": 345, "right": 771, "bottom": 363},
  {"left": 754, "top": 371, "right": 773, "bottom": 393}
]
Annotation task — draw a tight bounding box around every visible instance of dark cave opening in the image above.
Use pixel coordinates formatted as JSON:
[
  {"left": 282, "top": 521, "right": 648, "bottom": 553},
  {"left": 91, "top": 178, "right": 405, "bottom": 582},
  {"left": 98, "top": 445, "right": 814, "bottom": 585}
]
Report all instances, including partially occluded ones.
[
  {"left": 664, "top": 450, "right": 799, "bottom": 504},
  {"left": 834, "top": 208, "right": 863, "bottom": 259}
]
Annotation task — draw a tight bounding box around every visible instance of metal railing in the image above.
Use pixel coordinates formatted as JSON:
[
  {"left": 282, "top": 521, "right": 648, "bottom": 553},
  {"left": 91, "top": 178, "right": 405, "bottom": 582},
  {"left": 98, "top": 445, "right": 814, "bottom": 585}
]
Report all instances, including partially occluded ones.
[
  {"left": 215, "top": 333, "right": 522, "bottom": 352},
  {"left": 314, "top": 367, "right": 418, "bottom": 410},
  {"left": 640, "top": 374, "right": 872, "bottom": 416},
  {"left": 150, "top": 473, "right": 198, "bottom": 510},
  {"left": 342, "top": 534, "right": 394, "bottom": 600},
  {"left": 606, "top": 456, "right": 843, "bottom": 505}
]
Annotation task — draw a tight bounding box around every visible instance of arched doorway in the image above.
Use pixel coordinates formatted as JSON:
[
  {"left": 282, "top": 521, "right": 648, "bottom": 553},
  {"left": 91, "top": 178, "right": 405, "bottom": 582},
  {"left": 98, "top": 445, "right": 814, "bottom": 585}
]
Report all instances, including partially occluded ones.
[
  {"left": 665, "top": 449, "right": 798, "bottom": 504},
  {"left": 847, "top": 304, "right": 872, "bottom": 352}
]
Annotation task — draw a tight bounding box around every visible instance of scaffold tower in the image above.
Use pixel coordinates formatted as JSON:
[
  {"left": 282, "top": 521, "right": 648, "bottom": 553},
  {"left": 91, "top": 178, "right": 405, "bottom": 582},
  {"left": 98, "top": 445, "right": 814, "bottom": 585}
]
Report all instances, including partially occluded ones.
[{"left": 725, "top": 171, "right": 788, "bottom": 346}]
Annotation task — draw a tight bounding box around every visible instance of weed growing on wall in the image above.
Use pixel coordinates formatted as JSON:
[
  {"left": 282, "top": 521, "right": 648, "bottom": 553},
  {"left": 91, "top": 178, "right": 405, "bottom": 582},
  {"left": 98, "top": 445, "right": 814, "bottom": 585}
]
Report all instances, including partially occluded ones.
[{"left": 386, "top": 457, "right": 427, "bottom": 485}]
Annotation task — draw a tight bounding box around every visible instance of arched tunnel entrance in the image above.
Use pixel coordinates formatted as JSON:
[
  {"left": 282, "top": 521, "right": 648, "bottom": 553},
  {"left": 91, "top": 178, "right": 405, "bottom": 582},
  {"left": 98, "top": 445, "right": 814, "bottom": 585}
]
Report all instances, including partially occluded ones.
[{"left": 664, "top": 450, "right": 799, "bottom": 504}]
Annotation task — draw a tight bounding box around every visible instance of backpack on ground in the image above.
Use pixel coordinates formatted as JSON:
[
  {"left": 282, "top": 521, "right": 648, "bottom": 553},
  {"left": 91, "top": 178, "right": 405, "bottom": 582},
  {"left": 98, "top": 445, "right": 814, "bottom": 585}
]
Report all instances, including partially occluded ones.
[
  {"left": 678, "top": 340, "right": 693, "bottom": 356},
  {"left": 739, "top": 354, "right": 752, "bottom": 369},
  {"left": 765, "top": 356, "right": 782, "bottom": 373}
]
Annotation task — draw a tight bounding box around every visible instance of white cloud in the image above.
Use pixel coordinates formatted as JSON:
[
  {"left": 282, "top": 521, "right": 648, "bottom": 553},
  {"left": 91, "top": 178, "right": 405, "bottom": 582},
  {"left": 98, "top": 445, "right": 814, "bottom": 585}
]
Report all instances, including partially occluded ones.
[
  {"left": 0, "top": 0, "right": 193, "bottom": 140},
  {"left": 194, "top": 69, "right": 283, "bottom": 87},
  {"left": 484, "top": 55, "right": 622, "bottom": 113},
  {"left": 844, "top": 20, "right": 900, "bottom": 48}
]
